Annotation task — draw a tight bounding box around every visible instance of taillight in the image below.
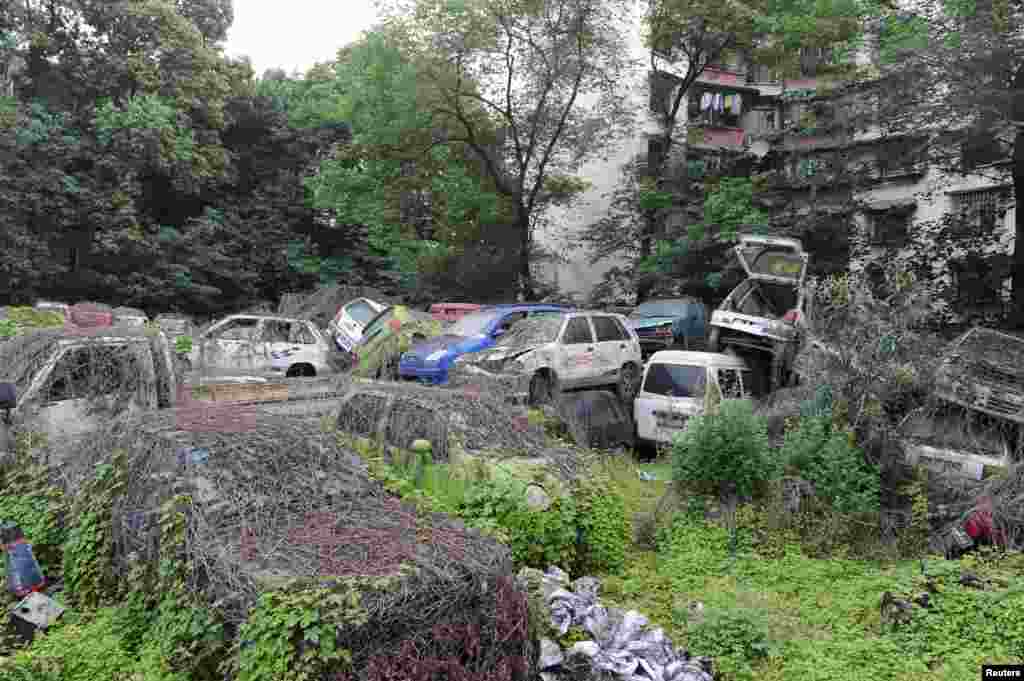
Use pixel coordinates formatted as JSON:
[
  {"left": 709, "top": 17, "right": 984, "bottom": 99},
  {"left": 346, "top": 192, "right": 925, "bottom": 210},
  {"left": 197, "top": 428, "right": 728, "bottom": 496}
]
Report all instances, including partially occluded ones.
[
  {"left": 654, "top": 326, "right": 673, "bottom": 337},
  {"left": 783, "top": 309, "right": 801, "bottom": 324}
]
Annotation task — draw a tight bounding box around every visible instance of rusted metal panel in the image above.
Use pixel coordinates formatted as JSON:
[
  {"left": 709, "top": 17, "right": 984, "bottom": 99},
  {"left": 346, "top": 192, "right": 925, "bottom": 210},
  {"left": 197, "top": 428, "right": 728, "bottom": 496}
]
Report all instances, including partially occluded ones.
[{"left": 934, "top": 327, "right": 1024, "bottom": 425}]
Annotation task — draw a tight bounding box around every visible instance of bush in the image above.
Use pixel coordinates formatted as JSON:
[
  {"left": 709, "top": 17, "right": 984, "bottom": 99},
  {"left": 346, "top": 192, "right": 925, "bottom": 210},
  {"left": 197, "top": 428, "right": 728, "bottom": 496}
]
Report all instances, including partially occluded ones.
[
  {"left": 685, "top": 607, "right": 774, "bottom": 679},
  {"left": 672, "top": 399, "right": 777, "bottom": 500},
  {"left": 779, "top": 414, "right": 880, "bottom": 516},
  {"left": 6, "top": 609, "right": 136, "bottom": 681},
  {"left": 574, "top": 469, "right": 631, "bottom": 576}
]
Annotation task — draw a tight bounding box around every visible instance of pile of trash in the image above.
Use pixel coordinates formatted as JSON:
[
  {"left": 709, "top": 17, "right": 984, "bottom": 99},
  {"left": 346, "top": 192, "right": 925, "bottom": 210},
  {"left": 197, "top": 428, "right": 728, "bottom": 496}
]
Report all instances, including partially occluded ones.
[{"left": 520, "top": 566, "right": 715, "bottom": 681}]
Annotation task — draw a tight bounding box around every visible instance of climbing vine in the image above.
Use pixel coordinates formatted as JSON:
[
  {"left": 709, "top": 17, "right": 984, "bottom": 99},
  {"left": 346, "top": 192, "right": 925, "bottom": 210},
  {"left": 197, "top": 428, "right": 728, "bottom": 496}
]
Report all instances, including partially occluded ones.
[{"left": 61, "top": 451, "right": 127, "bottom": 608}]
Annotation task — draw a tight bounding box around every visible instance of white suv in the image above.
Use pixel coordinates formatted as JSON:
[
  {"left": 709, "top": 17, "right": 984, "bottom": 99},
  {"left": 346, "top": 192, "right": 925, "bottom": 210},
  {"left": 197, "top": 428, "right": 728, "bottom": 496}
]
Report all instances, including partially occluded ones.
[{"left": 449, "top": 310, "right": 643, "bottom": 406}]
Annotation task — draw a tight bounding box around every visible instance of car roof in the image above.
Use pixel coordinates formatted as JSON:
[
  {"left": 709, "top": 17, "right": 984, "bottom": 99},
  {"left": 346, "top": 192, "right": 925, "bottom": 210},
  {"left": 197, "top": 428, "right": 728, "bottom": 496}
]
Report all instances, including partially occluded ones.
[
  {"left": 223, "top": 314, "right": 309, "bottom": 324},
  {"left": 481, "top": 303, "right": 576, "bottom": 311},
  {"left": 647, "top": 350, "right": 750, "bottom": 369}
]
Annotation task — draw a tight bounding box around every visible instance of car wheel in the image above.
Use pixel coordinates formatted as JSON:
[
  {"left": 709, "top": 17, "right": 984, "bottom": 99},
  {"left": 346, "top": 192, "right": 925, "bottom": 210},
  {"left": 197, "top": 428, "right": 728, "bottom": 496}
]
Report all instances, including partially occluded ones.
[
  {"left": 529, "top": 371, "right": 555, "bottom": 406},
  {"left": 617, "top": 363, "right": 639, "bottom": 403},
  {"left": 707, "top": 327, "right": 720, "bottom": 353}
]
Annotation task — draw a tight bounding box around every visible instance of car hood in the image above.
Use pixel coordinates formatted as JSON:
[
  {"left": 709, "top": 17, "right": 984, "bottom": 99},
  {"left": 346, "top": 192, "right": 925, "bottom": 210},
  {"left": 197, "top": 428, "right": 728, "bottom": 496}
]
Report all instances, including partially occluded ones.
[
  {"left": 407, "top": 334, "right": 469, "bottom": 357},
  {"left": 468, "top": 343, "right": 540, "bottom": 371},
  {"left": 630, "top": 316, "right": 676, "bottom": 329}
]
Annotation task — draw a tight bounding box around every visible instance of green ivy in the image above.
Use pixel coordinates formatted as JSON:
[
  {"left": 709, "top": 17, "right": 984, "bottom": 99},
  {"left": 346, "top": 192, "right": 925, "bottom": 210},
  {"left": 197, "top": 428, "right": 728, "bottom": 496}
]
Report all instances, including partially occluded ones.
[
  {"left": 61, "top": 454, "right": 128, "bottom": 608},
  {"left": 686, "top": 607, "right": 775, "bottom": 680},
  {"left": 232, "top": 585, "right": 362, "bottom": 681},
  {"left": 0, "top": 460, "right": 68, "bottom": 571}
]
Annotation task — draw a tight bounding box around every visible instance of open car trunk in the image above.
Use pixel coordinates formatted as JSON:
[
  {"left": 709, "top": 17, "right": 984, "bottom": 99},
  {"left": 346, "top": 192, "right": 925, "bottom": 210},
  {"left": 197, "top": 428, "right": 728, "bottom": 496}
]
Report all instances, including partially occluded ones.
[{"left": 734, "top": 234, "right": 808, "bottom": 288}]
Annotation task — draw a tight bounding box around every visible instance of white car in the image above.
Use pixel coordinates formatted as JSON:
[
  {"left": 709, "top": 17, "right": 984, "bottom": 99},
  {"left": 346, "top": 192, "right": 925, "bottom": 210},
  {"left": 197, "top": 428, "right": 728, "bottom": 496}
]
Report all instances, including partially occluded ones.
[
  {"left": 187, "top": 314, "right": 335, "bottom": 378},
  {"left": 449, "top": 310, "right": 643, "bottom": 406},
  {"left": 328, "top": 298, "right": 387, "bottom": 353},
  {"left": 634, "top": 350, "right": 756, "bottom": 453}
]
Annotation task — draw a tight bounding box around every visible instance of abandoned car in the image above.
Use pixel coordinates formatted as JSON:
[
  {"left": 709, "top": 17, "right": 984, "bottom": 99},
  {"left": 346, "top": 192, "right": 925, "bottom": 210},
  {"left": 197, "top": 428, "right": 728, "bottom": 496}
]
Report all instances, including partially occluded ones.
[
  {"left": 185, "top": 314, "right": 335, "bottom": 378},
  {"left": 627, "top": 298, "right": 707, "bottom": 358},
  {"left": 707, "top": 234, "right": 810, "bottom": 392},
  {"left": 351, "top": 306, "right": 444, "bottom": 380},
  {"left": 328, "top": 297, "right": 387, "bottom": 354},
  {"left": 0, "top": 326, "right": 178, "bottom": 457},
  {"left": 633, "top": 350, "right": 756, "bottom": 456},
  {"left": 398, "top": 304, "right": 574, "bottom": 385},
  {"left": 447, "top": 311, "right": 643, "bottom": 406}
]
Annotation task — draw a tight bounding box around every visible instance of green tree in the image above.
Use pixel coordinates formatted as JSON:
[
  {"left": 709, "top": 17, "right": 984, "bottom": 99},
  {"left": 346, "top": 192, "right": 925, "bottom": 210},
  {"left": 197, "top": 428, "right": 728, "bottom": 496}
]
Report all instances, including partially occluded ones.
[{"left": 374, "top": 0, "right": 638, "bottom": 299}]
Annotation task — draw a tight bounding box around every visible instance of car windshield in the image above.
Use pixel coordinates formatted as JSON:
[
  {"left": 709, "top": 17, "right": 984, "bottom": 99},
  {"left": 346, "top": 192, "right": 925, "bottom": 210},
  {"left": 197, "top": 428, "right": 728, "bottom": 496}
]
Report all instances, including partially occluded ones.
[
  {"left": 739, "top": 247, "right": 804, "bottom": 280},
  {"left": 447, "top": 310, "right": 500, "bottom": 336},
  {"left": 631, "top": 300, "right": 697, "bottom": 318},
  {"left": 499, "top": 314, "right": 565, "bottom": 347},
  {"left": 642, "top": 363, "right": 706, "bottom": 398},
  {"left": 360, "top": 307, "right": 394, "bottom": 342}
]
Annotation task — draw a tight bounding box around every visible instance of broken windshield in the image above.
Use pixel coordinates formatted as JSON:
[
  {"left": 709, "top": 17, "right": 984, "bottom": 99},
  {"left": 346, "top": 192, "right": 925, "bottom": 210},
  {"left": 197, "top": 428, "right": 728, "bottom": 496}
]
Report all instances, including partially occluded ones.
[
  {"left": 499, "top": 314, "right": 565, "bottom": 347},
  {"left": 738, "top": 247, "right": 804, "bottom": 282},
  {"left": 642, "top": 364, "right": 707, "bottom": 398}
]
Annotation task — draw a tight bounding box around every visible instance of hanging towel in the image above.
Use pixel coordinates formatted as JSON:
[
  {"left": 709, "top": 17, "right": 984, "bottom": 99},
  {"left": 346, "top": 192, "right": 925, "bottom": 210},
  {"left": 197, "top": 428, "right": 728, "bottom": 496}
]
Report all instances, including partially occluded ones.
[
  {"left": 701, "top": 92, "right": 712, "bottom": 111},
  {"left": 714, "top": 93, "right": 724, "bottom": 112},
  {"left": 731, "top": 94, "right": 742, "bottom": 116}
]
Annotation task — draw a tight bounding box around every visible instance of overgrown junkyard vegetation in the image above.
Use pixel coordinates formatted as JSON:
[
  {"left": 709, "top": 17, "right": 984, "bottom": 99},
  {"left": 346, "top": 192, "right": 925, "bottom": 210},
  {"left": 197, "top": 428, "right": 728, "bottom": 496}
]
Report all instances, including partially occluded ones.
[{"left": 2, "top": 0, "right": 1024, "bottom": 680}]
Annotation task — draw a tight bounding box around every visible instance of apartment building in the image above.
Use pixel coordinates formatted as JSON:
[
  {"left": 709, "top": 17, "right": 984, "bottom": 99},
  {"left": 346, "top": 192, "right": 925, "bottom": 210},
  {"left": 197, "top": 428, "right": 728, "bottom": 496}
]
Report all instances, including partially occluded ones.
[{"left": 541, "top": 7, "right": 1015, "bottom": 319}]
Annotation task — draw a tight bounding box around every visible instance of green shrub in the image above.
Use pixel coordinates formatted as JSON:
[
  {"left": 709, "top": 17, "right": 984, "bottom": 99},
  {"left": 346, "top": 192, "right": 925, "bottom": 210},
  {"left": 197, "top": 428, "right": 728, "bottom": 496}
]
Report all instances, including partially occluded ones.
[
  {"left": 672, "top": 399, "right": 777, "bottom": 500},
  {"left": 686, "top": 607, "right": 774, "bottom": 679},
  {"left": 574, "top": 471, "right": 631, "bottom": 576},
  {"left": 457, "top": 474, "right": 578, "bottom": 570},
  {"left": 779, "top": 415, "right": 880, "bottom": 516},
  {"left": 0, "top": 461, "right": 68, "bottom": 572}
]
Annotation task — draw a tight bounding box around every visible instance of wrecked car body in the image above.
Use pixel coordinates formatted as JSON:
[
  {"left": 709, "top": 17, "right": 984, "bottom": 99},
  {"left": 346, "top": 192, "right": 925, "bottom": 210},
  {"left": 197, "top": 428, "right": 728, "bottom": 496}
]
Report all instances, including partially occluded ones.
[
  {"left": 447, "top": 311, "right": 643, "bottom": 406},
  {"left": 186, "top": 314, "right": 335, "bottom": 379},
  {"left": 0, "top": 326, "right": 177, "bottom": 458},
  {"left": 899, "top": 327, "right": 1024, "bottom": 481},
  {"left": 707, "top": 234, "right": 809, "bottom": 392},
  {"left": 351, "top": 306, "right": 445, "bottom": 380},
  {"left": 328, "top": 297, "right": 387, "bottom": 354}
]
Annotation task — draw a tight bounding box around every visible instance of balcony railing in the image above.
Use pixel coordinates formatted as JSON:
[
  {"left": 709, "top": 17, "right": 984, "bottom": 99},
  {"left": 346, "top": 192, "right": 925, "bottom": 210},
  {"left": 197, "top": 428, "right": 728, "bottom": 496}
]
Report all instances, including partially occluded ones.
[
  {"left": 687, "top": 126, "right": 745, "bottom": 149},
  {"left": 697, "top": 66, "right": 747, "bottom": 88}
]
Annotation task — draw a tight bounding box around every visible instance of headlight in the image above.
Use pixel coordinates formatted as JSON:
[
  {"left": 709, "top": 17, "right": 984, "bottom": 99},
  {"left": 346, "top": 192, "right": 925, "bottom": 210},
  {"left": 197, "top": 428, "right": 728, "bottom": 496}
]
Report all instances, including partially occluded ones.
[{"left": 426, "top": 349, "right": 447, "bottom": 361}]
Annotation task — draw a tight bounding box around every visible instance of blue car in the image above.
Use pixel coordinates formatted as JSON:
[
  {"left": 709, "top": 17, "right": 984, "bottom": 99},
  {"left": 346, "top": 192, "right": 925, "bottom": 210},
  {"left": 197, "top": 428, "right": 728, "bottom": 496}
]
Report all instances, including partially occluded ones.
[{"left": 398, "top": 304, "right": 574, "bottom": 384}]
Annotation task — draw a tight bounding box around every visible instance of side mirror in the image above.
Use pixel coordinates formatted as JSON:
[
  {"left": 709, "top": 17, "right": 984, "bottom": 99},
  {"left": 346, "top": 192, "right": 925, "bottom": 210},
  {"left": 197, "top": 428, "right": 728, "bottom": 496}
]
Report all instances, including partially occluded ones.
[{"left": 0, "top": 382, "right": 15, "bottom": 410}]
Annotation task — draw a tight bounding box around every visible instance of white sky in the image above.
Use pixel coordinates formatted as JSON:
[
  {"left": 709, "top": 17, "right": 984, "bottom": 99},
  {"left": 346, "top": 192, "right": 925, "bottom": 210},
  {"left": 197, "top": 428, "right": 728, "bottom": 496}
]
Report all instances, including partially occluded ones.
[{"left": 224, "top": 0, "right": 380, "bottom": 77}]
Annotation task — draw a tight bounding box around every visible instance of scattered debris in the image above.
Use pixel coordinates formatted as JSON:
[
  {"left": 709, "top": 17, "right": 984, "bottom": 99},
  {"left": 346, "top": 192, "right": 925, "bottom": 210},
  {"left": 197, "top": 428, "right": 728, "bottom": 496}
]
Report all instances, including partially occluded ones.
[
  {"left": 8, "top": 592, "right": 65, "bottom": 643},
  {"left": 521, "top": 566, "right": 714, "bottom": 681},
  {"left": 2, "top": 523, "right": 45, "bottom": 598}
]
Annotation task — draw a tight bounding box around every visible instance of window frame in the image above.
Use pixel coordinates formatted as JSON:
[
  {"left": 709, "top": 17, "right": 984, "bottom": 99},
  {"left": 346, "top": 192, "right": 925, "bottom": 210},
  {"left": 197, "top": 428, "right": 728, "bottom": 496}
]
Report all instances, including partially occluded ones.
[{"left": 560, "top": 316, "right": 595, "bottom": 345}]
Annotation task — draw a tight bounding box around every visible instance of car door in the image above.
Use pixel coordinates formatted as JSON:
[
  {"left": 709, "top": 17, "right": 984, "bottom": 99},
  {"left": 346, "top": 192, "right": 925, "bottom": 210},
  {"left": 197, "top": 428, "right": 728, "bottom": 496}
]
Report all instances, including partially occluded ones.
[
  {"left": 557, "top": 316, "right": 597, "bottom": 389},
  {"left": 199, "top": 317, "right": 261, "bottom": 375},
  {"left": 590, "top": 315, "right": 628, "bottom": 385},
  {"left": 258, "top": 319, "right": 295, "bottom": 373}
]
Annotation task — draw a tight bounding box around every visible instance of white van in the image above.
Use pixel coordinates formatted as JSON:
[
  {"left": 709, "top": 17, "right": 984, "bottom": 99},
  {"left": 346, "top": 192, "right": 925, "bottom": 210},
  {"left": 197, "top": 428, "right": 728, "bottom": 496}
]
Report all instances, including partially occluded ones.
[{"left": 634, "top": 350, "right": 756, "bottom": 450}]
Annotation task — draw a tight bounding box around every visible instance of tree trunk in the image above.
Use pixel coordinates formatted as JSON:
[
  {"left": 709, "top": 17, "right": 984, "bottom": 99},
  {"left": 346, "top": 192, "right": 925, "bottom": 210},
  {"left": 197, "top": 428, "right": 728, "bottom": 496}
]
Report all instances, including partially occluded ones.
[
  {"left": 517, "top": 206, "right": 535, "bottom": 301},
  {"left": 1012, "top": 66, "right": 1024, "bottom": 327}
]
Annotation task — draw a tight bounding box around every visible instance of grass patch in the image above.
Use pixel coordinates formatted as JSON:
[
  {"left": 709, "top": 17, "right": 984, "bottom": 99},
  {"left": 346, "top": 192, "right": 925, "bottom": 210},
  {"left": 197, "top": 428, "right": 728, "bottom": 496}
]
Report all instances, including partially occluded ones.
[{"left": 595, "top": 512, "right": 1024, "bottom": 681}]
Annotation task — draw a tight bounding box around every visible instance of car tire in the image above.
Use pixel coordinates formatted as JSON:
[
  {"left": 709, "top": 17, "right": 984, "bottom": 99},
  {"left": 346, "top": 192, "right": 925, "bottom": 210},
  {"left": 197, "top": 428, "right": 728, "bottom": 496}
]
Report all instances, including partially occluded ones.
[
  {"left": 529, "top": 371, "right": 556, "bottom": 406},
  {"left": 707, "top": 327, "right": 720, "bottom": 353},
  {"left": 617, "top": 362, "right": 639, "bottom": 404}
]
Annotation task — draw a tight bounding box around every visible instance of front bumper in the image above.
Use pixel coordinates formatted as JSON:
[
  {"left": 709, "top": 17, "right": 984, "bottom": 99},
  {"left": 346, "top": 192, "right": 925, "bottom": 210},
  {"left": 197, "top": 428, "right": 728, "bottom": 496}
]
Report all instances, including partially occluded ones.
[{"left": 446, "top": 362, "right": 530, "bottom": 403}]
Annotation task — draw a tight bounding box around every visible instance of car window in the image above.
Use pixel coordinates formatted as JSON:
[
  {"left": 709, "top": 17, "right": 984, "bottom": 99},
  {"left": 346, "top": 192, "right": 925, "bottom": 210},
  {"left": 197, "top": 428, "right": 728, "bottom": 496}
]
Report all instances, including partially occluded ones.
[
  {"left": 360, "top": 308, "right": 394, "bottom": 344},
  {"left": 345, "top": 301, "right": 378, "bottom": 326},
  {"left": 642, "top": 364, "right": 706, "bottom": 397},
  {"left": 592, "top": 315, "right": 626, "bottom": 342},
  {"left": 718, "top": 368, "right": 743, "bottom": 399},
  {"left": 739, "top": 369, "right": 758, "bottom": 398},
  {"left": 213, "top": 318, "right": 259, "bottom": 341},
  {"left": 496, "top": 311, "right": 527, "bottom": 334},
  {"left": 611, "top": 317, "right": 632, "bottom": 340},
  {"left": 561, "top": 317, "right": 594, "bottom": 345},
  {"left": 43, "top": 344, "right": 142, "bottom": 402},
  {"left": 291, "top": 323, "right": 317, "bottom": 345},
  {"left": 260, "top": 320, "right": 292, "bottom": 343},
  {"left": 448, "top": 310, "right": 501, "bottom": 336}
]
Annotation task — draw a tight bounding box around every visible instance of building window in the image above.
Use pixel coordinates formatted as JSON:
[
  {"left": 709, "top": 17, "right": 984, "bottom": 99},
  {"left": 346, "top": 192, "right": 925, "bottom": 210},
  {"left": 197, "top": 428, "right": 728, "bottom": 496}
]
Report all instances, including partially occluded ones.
[
  {"left": 868, "top": 209, "right": 912, "bottom": 247},
  {"left": 952, "top": 187, "right": 1012, "bottom": 235},
  {"left": 951, "top": 256, "right": 1006, "bottom": 314}
]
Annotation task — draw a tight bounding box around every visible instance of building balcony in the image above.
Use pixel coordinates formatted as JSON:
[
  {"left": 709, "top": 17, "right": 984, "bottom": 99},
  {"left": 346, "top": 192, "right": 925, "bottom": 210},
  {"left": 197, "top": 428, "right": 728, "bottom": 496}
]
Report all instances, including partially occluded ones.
[
  {"left": 687, "top": 125, "right": 746, "bottom": 150},
  {"left": 696, "top": 66, "right": 759, "bottom": 92}
]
